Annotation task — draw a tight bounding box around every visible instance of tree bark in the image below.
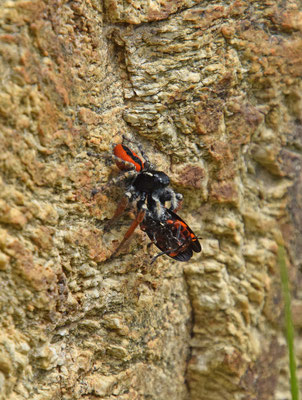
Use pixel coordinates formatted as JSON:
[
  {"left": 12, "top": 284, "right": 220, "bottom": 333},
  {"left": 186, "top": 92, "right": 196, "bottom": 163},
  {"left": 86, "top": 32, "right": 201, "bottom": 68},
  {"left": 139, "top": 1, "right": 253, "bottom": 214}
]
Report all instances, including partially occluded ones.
[{"left": 0, "top": 0, "right": 301, "bottom": 399}]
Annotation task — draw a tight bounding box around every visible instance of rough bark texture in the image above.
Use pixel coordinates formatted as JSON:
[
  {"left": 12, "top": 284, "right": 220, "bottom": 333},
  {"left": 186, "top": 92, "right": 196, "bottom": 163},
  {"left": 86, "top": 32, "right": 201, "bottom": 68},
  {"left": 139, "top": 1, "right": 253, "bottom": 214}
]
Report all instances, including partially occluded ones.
[{"left": 0, "top": 0, "right": 301, "bottom": 399}]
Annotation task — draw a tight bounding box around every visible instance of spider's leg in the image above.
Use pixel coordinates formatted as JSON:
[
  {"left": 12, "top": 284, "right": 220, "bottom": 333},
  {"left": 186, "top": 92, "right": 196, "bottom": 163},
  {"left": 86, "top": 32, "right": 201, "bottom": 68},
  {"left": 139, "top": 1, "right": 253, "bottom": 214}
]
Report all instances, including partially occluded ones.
[
  {"left": 137, "top": 192, "right": 147, "bottom": 211},
  {"left": 159, "top": 188, "right": 183, "bottom": 212},
  {"left": 87, "top": 151, "right": 102, "bottom": 159},
  {"left": 150, "top": 192, "right": 167, "bottom": 220},
  {"left": 91, "top": 170, "right": 137, "bottom": 197},
  {"left": 104, "top": 184, "right": 138, "bottom": 230},
  {"left": 136, "top": 144, "right": 150, "bottom": 167},
  {"left": 110, "top": 170, "right": 137, "bottom": 186},
  {"left": 104, "top": 195, "right": 130, "bottom": 232},
  {"left": 110, "top": 192, "right": 147, "bottom": 252},
  {"left": 87, "top": 150, "right": 113, "bottom": 167},
  {"left": 111, "top": 208, "right": 146, "bottom": 256},
  {"left": 173, "top": 193, "right": 183, "bottom": 212}
]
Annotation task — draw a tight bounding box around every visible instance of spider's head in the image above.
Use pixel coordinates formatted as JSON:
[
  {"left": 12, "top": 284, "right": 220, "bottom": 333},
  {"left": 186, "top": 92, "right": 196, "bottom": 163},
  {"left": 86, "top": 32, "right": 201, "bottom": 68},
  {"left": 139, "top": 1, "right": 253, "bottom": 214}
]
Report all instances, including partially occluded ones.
[
  {"left": 133, "top": 170, "right": 170, "bottom": 193},
  {"left": 152, "top": 171, "right": 170, "bottom": 187}
]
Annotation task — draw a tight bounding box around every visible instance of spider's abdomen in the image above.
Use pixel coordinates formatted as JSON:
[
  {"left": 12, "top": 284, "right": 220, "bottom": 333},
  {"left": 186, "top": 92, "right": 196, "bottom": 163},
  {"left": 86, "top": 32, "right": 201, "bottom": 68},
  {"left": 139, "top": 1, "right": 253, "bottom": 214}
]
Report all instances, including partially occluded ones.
[
  {"left": 114, "top": 144, "right": 144, "bottom": 172},
  {"left": 133, "top": 171, "right": 170, "bottom": 193}
]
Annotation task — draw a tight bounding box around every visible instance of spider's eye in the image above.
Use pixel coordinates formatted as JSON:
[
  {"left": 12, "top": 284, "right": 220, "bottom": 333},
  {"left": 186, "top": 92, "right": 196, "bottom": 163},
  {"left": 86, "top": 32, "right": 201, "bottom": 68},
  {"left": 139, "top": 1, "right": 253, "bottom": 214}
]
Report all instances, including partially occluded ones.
[{"left": 156, "top": 172, "right": 169, "bottom": 186}]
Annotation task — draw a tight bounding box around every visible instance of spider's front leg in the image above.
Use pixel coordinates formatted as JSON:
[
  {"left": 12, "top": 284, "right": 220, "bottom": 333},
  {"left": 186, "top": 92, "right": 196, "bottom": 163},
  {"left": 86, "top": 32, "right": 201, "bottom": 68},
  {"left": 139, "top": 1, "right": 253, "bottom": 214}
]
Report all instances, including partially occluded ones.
[
  {"left": 110, "top": 192, "right": 147, "bottom": 257},
  {"left": 111, "top": 207, "right": 146, "bottom": 257},
  {"left": 172, "top": 192, "right": 183, "bottom": 213},
  {"left": 104, "top": 185, "right": 138, "bottom": 232},
  {"left": 104, "top": 194, "right": 129, "bottom": 232},
  {"left": 150, "top": 189, "right": 183, "bottom": 219},
  {"left": 91, "top": 169, "right": 137, "bottom": 197},
  {"left": 159, "top": 188, "right": 183, "bottom": 212}
]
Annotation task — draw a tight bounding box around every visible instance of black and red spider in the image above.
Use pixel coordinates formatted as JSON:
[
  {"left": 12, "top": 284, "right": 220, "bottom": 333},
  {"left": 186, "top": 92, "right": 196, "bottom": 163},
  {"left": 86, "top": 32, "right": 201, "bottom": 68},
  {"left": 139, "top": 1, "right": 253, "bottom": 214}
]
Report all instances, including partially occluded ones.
[
  {"left": 90, "top": 138, "right": 201, "bottom": 262},
  {"left": 112, "top": 142, "right": 183, "bottom": 217}
]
